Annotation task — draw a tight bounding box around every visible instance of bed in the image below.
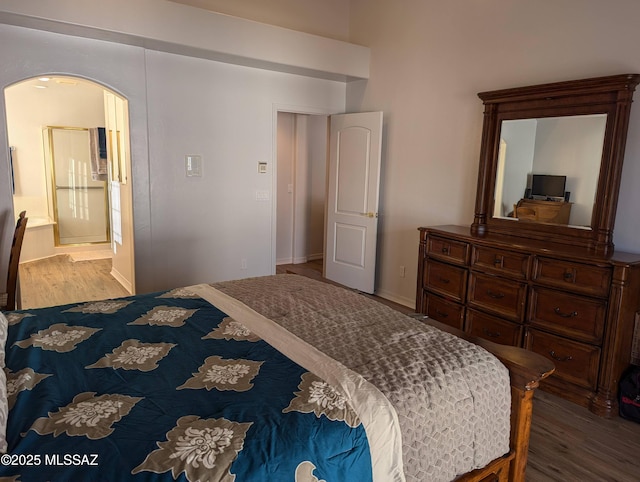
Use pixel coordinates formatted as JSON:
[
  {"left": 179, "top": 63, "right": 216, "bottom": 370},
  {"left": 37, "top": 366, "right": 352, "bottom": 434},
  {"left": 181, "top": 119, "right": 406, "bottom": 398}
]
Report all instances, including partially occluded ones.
[{"left": 0, "top": 274, "right": 553, "bottom": 481}]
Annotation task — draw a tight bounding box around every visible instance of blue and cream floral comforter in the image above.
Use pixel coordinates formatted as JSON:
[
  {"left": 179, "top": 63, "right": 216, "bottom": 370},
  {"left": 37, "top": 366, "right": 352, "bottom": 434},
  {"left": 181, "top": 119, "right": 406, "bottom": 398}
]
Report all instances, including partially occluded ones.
[{"left": 0, "top": 286, "right": 379, "bottom": 482}]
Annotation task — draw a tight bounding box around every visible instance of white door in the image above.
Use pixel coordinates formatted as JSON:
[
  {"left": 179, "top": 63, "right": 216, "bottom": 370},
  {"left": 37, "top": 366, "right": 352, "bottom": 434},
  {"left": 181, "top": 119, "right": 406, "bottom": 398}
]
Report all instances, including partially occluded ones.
[{"left": 325, "top": 112, "right": 383, "bottom": 293}]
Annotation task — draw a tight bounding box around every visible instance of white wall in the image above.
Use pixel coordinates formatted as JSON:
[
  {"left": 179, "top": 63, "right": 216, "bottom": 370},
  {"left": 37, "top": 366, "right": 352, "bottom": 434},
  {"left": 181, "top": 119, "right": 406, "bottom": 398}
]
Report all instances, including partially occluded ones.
[
  {"left": 499, "top": 119, "right": 537, "bottom": 218},
  {"left": 533, "top": 116, "right": 605, "bottom": 226},
  {"left": 0, "top": 23, "right": 345, "bottom": 294},
  {"left": 0, "top": 0, "right": 368, "bottom": 82},
  {"left": 348, "top": 0, "right": 640, "bottom": 306},
  {"left": 140, "top": 50, "right": 344, "bottom": 290}
]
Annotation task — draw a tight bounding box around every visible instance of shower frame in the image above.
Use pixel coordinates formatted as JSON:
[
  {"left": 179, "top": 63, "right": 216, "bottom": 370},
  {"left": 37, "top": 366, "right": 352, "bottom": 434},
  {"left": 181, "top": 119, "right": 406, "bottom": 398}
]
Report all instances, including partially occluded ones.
[{"left": 43, "top": 126, "right": 111, "bottom": 247}]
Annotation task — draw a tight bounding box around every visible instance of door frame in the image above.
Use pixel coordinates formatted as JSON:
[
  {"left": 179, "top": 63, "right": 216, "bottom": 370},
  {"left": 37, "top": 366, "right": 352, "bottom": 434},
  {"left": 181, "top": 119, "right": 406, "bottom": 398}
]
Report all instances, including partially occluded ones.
[
  {"left": 3, "top": 75, "right": 135, "bottom": 294},
  {"left": 271, "top": 104, "right": 337, "bottom": 275}
]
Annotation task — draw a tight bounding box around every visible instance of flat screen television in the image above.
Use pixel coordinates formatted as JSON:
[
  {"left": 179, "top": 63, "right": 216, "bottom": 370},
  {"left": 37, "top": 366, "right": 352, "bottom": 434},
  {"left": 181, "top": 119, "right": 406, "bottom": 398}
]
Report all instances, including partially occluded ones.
[{"left": 531, "top": 174, "right": 566, "bottom": 199}]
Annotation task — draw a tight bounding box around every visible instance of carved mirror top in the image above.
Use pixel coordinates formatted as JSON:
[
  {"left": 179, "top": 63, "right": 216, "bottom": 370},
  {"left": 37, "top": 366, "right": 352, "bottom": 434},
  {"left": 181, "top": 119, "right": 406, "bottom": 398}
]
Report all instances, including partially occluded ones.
[{"left": 472, "top": 74, "right": 640, "bottom": 254}]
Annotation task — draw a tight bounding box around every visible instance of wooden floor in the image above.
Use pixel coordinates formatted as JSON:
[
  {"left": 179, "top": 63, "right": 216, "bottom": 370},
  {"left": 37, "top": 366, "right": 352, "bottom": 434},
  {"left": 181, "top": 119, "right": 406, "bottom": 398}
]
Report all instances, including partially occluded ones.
[
  {"left": 527, "top": 390, "right": 640, "bottom": 481},
  {"left": 18, "top": 257, "right": 640, "bottom": 480},
  {"left": 18, "top": 254, "right": 129, "bottom": 309}
]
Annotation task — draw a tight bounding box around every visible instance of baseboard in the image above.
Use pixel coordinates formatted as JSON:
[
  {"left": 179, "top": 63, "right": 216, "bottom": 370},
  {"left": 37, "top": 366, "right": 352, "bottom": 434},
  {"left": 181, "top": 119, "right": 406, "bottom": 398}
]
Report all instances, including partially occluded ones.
[
  {"left": 20, "top": 254, "right": 59, "bottom": 264},
  {"left": 277, "top": 254, "right": 322, "bottom": 265},
  {"left": 110, "top": 267, "right": 133, "bottom": 294},
  {"left": 374, "top": 288, "right": 414, "bottom": 310}
]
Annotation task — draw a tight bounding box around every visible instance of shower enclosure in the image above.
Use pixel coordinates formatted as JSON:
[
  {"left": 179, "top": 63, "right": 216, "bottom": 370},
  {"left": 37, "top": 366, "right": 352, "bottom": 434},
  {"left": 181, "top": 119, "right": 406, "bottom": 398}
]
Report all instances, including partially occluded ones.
[{"left": 43, "top": 126, "right": 110, "bottom": 246}]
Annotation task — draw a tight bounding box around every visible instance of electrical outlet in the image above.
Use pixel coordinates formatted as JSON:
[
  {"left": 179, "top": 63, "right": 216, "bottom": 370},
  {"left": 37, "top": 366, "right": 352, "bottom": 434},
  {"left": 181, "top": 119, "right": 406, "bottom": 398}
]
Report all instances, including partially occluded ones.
[{"left": 399, "top": 265, "right": 406, "bottom": 278}]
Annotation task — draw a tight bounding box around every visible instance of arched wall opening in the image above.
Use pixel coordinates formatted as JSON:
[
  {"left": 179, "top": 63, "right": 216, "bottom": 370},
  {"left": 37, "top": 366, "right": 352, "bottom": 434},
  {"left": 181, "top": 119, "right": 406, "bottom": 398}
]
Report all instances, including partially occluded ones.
[{"left": 4, "top": 75, "right": 135, "bottom": 303}]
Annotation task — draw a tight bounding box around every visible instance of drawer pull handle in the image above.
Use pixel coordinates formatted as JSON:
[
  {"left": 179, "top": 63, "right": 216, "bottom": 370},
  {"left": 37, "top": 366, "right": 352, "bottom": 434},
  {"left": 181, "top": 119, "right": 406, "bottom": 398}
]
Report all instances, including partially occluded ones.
[
  {"left": 441, "top": 247, "right": 449, "bottom": 254},
  {"left": 438, "top": 277, "right": 450, "bottom": 284},
  {"left": 482, "top": 328, "right": 501, "bottom": 338},
  {"left": 486, "top": 289, "right": 505, "bottom": 299},
  {"left": 554, "top": 307, "right": 578, "bottom": 318},
  {"left": 435, "top": 310, "right": 449, "bottom": 318},
  {"left": 563, "top": 272, "right": 574, "bottom": 280},
  {"left": 494, "top": 257, "right": 502, "bottom": 265},
  {"left": 549, "top": 350, "right": 573, "bottom": 362}
]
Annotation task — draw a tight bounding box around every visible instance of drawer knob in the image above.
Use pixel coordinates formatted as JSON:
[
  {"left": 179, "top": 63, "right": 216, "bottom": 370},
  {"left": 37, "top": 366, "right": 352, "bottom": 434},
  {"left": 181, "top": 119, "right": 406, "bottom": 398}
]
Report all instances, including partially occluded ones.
[
  {"left": 486, "top": 289, "right": 505, "bottom": 299},
  {"left": 441, "top": 247, "right": 449, "bottom": 254},
  {"left": 549, "top": 350, "right": 573, "bottom": 362},
  {"left": 563, "top": 271, "right": 575, "bottom": 281},
  {"left": 482, "top": 328, "right": 501, "bottom": 338},
  {"left": 493, "top": 257, "right": 502, "bottom": 265},
  {"left": 553, "top": 307, "right": 578, "bottom": 318},
  {"left": 438, "top": 277, "right": 450, "bottom": 284},
  {"left": 435, "top": 310, "right": 449, "bottom": 318}
]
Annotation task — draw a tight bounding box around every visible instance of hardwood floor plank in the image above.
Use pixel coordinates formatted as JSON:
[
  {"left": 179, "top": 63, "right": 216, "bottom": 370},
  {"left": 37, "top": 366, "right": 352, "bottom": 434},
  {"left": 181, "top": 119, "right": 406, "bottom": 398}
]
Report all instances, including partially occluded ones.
[
  {"left": 19, "top": 255, "right": 130, "bottom": 309},
  {"left": 528, "top": 390, "right": 640, "bottom": 481}
]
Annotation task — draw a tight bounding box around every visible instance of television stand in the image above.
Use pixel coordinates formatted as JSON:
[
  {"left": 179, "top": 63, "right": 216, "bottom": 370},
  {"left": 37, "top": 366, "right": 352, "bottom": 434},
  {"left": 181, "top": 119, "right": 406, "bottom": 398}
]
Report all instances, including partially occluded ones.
[{"left": 513, "top": 198, "right": 572, "bottom": 224}]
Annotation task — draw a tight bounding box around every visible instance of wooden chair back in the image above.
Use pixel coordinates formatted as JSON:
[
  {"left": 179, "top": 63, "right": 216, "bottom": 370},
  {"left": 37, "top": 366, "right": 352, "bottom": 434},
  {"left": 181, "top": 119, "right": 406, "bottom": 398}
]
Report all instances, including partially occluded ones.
[{"left": 3, "top": 211, "right": 28, "bottom": 311}]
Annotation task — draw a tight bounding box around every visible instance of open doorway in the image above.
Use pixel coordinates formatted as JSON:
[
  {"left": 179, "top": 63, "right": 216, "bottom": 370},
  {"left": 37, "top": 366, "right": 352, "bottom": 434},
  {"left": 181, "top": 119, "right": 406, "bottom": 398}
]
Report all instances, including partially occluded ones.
[
  {"left": 275, "top": 112, "right": 328, "bottom": 276},
  {"left": 276, "top": 111, "right": 383, "bottom": 292},
  {"left": 4, "top": 75, "right": 135, "bottom": 308}
]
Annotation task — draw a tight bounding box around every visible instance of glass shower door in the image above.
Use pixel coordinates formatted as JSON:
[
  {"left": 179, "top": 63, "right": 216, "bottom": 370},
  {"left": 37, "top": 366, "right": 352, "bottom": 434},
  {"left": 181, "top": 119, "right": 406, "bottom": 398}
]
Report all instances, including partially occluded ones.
[{"left": 47, "top": 127, "right": 110, "bottom": 245}]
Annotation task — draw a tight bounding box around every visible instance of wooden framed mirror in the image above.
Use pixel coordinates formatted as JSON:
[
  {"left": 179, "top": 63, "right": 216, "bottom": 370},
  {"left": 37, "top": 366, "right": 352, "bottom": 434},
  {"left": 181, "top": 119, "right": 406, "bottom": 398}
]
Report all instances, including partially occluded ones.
[{"left": 471, "top": 74, "right": 640, "bottom": 255}]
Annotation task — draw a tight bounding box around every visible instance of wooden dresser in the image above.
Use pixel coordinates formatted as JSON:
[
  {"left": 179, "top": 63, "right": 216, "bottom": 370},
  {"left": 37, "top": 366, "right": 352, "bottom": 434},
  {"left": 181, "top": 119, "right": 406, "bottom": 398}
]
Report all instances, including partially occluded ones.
[
  {"left": 416, "top": 225, "right": 640, "bottom": 417},
  {"left": 513, "top": 199, "right": 571, "bottom": 224}
]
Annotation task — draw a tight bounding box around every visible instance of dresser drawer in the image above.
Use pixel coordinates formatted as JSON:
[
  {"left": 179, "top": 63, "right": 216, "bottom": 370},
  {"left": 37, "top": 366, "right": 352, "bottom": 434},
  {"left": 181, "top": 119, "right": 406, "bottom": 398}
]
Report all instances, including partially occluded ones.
[
  {"left": 426, "top": 236, "right": 470, "bottom": 265},
  {"left": 467, "top": 272, "right": 527, "bottom": 322},
  {"left": 532, "top": 257, "right": 612, "bottom": 297},
  {"left": 525, "top": 328, "right": 600, "bottom": 390},
  {"left": 421, "top": 293, "right": 465, "bottom": 330},
  {"left": 471, "top": 246, "right": 530, "bottom": 280},
  {"left": 423, "top": 260, "right": 467, "bottom": 302},
  {"left": 466, "top": 309, "right": 523, "bottom": 346},
  {"left": 529, "top": 287, "right": 606, "bottom": 343}
]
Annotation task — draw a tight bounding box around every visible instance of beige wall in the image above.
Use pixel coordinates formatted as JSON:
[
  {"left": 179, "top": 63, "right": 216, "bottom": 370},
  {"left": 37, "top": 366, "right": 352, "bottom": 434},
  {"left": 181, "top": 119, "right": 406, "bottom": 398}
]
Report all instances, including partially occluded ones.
[
  {"left": 347, "top": 0, "right": 640, "bottom": 306},
  {"left": 169, "top": 0, "right": 351, "bottom": 41}
]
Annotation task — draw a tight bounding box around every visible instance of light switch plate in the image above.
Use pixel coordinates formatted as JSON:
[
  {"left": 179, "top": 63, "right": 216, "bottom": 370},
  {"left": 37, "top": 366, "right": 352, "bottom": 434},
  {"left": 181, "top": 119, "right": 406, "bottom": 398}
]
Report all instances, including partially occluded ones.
[
  {"left": 258, "top": 162, "right": 267, "bottom": 174},
  {"left": 186, "top": 155, "right": 202, "bottom": 177},
  {"left": 255, "top": 190, "right": 270, "bottom": 201}
]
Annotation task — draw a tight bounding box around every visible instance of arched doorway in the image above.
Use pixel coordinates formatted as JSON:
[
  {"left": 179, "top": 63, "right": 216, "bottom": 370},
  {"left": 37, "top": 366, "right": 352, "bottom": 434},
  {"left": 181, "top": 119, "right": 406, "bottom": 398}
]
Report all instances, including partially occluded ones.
[{"left": 4, "top": 75, "right": 135, "bottom": 307}]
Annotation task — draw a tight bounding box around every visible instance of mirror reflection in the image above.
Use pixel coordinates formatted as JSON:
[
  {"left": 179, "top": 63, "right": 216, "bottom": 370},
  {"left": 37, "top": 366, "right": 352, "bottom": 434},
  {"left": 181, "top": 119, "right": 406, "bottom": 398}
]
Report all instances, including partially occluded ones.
[{"left": 493, "top": 114, "right": 607, "bottom": 228}]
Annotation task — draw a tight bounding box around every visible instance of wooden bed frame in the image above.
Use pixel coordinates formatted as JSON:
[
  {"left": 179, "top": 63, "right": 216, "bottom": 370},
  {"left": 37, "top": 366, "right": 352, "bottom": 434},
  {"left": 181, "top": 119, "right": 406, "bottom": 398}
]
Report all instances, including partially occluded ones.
[{"left": 424, "top": 319, "right": 555, "bottom": 482}]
